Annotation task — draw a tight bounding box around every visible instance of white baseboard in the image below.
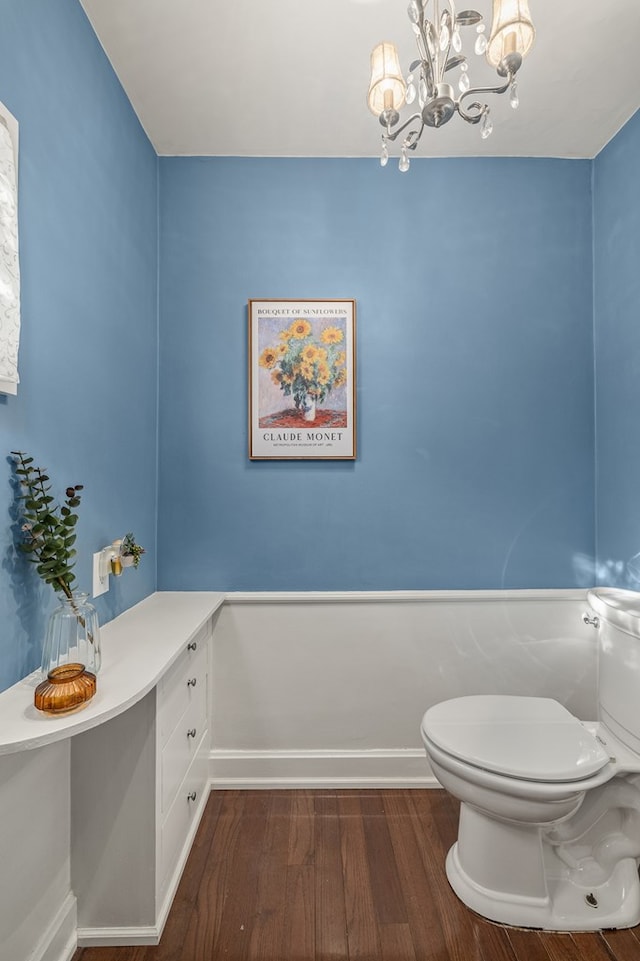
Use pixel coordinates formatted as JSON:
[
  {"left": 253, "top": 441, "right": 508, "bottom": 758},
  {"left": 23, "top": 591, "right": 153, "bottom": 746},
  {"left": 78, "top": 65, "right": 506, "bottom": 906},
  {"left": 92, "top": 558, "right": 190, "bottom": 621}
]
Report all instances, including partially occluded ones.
[
  {"left": 209, "top": 748, "right": 439, "bottom": 789},
  {"left": 76, "top": 924, "right": 162, "bottom": 947},
  {"left": 32, "top": 893, "right": 77, "bottom": 961}
]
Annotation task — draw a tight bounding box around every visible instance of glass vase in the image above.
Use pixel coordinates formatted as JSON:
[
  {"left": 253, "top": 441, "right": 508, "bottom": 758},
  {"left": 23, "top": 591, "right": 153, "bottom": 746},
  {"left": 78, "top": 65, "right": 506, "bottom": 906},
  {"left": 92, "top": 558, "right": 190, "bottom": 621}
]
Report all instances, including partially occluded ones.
[{"left": 41, "top": 592, "right": 101, "bottom": 677}]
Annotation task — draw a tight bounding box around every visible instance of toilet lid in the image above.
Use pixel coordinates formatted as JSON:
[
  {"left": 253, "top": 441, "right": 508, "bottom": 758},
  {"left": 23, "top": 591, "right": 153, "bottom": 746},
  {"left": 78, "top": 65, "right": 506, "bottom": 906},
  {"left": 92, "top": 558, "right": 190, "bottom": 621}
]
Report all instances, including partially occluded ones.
[{"left": 422, "top": 695, "right": 611, "bottom": 782}]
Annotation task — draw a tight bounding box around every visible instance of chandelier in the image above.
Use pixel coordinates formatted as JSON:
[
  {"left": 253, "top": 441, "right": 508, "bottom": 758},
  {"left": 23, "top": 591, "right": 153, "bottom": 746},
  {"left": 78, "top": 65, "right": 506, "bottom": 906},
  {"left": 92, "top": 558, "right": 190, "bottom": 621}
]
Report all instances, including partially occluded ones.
[{"left": 367, "top": 0, "right": 535, "bottom": 171}]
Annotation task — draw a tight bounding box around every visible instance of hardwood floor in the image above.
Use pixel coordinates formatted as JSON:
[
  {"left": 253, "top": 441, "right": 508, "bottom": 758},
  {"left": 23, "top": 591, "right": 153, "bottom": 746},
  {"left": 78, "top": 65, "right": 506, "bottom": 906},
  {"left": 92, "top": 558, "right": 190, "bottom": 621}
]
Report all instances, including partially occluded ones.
[{"left": 73, "top": 789, "right": 640, "bottom": 961}]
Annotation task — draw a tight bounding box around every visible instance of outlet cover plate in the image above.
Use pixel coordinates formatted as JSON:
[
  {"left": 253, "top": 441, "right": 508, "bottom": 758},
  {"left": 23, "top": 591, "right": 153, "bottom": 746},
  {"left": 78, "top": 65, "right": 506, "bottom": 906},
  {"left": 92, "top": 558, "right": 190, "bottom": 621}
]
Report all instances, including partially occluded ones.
[{"left": 92, "top": 551, "right": 108, "bottom": 598}]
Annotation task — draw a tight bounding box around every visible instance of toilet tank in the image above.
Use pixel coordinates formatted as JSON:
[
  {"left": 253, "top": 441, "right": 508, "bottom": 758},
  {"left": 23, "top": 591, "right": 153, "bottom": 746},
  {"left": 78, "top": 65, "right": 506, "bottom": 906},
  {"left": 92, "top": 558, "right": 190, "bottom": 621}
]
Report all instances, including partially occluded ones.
[{"left": 588, "top": 588, "right": 640, "bottom": 753}]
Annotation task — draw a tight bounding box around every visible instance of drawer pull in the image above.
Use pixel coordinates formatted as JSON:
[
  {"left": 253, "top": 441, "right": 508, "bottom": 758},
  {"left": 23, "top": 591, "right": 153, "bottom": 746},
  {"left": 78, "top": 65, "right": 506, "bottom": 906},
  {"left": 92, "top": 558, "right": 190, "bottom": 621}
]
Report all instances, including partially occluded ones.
[
  {"left": 187, "top": 791, "right": 197, "bottom": 802},
  {"left": 187, "top": 641, "right": 197, "bottom": 651},
  {"left": 187, "top": 728, "right": 197, "bottom": 739},
  {"left": 187, "top": 677, "right": 197, "bottom": 687}
]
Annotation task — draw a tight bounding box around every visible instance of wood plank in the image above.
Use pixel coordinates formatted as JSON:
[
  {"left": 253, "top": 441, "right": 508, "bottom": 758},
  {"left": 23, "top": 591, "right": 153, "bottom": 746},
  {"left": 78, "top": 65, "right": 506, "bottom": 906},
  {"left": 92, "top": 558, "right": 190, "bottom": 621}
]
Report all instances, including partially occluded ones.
[
  {"left": 570, "top": 932, "right": 619, "bottom": 961},
  {"left": 475, "top": 924, "right": 519, "bottom": 961},
  {"left": 178, "top": 790, "right": 250, "bottom": 961},
  {"left": 382, "top": 792, "right": 451, "bottom": 961},
  {"left": 209, "top": 792, "right": 271, "bottom": 961},
  {"left": 288, "top": 789, "right": 315, "bottom": 866},
  {"left": 601, "top": 927, "right": 640, "bottom": 961},
  {"left": 338, "top": 793, "right": 383, "bottom": 959},
  {"left": 148, "top": 790, "right": 225, "bottom": 961},
  {"left": 539, "top": 932, "right": 616, "bottom": 961},
  {"left": 314, "top": 793, "right": 349, "bottom": 961},
  {"left": 359, "top": 792, "right": 408, "bottom": 925},
  {"left": 282, "top": 864, "right": 315, "bottom": 960},
  {"left": 247, "top": 793, "right": 292, "bottom": 960},
  {"left": 407, "top": 790, "right": 486, "bottom": 961},
  {"left": 379, "top": 922, "right": 418, "bottom": 961},
  {"left": 506, "top": 927, "right": 554, "bottom": 961},
  {"left": 74, "top": 947, "right": 148, "bottom": 961}
]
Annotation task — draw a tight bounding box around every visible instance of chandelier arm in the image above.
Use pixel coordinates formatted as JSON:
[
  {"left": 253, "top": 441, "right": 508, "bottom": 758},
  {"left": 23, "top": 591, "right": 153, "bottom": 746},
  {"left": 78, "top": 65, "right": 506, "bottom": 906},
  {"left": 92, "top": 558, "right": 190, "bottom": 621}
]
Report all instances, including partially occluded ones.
[
  {"left": 440, "top": 0, "right": 456, "bottom": 84},
  {"left": 433, "top": 0, "right": 442, "bottom": 80},
  {"left": 382, "top": 114, "right": 424, "bottom": 144},
  {"left": 415, "top": 25, "right": 435, "bottom": 97},
  {"left": 457, "top": 75, "right": 513, "bottom": 123}
]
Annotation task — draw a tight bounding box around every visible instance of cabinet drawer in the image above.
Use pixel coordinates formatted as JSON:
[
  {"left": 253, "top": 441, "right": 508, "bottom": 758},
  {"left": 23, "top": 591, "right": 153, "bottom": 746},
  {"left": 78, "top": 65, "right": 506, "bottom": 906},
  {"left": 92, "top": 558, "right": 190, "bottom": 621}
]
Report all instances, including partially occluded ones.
[
  {"left": 158, "top": 630, "right": 208, "bottom": 746},
  {"left": 160, "top": 681, "right": 207, "bottom": 814},
  {"left": 160, "top": 741, "right": 209, "bottom": 894}
]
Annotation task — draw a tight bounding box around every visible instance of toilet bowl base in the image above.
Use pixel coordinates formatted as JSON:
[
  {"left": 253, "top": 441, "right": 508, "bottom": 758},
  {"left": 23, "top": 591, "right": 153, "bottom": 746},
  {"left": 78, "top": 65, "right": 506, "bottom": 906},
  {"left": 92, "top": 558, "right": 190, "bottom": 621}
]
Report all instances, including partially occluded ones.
[{"left": 446, "top": 843, "right": 640, "bottom": 931}]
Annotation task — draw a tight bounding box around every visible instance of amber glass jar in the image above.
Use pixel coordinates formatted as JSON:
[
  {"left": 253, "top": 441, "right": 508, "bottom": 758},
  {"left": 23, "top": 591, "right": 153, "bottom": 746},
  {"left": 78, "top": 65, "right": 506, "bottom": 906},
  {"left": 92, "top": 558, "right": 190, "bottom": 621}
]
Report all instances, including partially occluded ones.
[{"left": 34, "top": 663, "right": 96, "bottom": 714}]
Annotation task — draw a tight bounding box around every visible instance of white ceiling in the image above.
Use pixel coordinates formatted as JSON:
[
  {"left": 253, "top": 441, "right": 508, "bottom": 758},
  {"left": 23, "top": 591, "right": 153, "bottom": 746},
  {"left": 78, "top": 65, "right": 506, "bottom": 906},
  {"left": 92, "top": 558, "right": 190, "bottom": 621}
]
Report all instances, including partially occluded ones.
[{"left": 78, "top": 0, "right": 640, "bottom": 160}]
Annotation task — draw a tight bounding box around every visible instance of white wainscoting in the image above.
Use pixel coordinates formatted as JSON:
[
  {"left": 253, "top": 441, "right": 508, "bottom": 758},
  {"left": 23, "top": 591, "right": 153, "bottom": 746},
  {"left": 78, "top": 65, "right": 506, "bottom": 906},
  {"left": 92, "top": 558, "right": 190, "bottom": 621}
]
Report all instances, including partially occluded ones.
[
  {"left": 210, "top": 590, "right": 598, "bottom": 789},
  {"left": 0, "top": 741, "right": 76, "bottom": 961}
]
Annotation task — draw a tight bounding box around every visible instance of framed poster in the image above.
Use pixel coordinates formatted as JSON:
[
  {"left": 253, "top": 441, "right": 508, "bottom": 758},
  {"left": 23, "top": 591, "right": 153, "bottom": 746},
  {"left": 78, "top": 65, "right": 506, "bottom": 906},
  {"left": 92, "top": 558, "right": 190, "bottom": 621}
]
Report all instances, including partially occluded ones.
[{"left": 249, "top": 299, "right": 356, "bottom": 460}]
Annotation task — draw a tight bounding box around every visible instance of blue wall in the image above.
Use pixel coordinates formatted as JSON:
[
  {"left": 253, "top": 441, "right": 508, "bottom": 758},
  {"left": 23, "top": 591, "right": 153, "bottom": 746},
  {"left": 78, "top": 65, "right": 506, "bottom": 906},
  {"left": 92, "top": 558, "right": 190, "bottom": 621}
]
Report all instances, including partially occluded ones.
[
  {"left": 158, "top": 157, "right": 595, "bottom": 591},
  {"left": 594, "top": 110, "right": 640, "bottom": 587},
  {"left": 0, "top": 0, "right": 158, "bottom": 691},
  {"left": 0, "top": 2, "right": 633, "bottom": 691}
]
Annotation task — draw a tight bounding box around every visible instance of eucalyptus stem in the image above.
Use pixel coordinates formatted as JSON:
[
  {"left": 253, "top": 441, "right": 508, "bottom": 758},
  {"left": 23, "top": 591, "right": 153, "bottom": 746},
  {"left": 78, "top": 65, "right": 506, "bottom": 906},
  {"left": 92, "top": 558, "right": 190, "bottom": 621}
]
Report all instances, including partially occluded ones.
[{"left": 12, "top": 451, "right": 92, "bottom": 641}]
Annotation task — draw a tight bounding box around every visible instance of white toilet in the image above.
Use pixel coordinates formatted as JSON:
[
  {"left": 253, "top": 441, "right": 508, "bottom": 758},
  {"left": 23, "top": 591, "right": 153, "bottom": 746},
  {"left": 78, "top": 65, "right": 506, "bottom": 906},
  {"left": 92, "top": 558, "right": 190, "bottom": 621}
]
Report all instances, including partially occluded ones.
[{"left": 420, "top": 588, "right": 640, "bottom": 931}]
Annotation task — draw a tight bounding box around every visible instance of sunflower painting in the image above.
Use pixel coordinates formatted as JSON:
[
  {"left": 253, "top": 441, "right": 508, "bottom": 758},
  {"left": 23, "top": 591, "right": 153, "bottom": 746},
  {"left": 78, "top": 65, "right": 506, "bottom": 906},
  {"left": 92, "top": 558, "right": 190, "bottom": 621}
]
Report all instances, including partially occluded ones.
[{"left": 249, "top": 300, "right": 356, "bottom": 460}]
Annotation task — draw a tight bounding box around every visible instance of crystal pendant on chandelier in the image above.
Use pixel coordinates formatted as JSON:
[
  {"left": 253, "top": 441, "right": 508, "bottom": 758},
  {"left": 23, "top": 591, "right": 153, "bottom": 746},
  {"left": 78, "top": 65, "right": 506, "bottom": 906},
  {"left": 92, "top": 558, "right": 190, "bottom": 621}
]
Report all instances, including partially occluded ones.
[
  {"left": 510, "top": 80, "right": 519, "bottom": 109},
  {"left": 480, "top": 110, "right": 493, "bottom": 140},
  {"left": 459, "top": 63, "right": 470, "bottom": 94},
  {"left": 380, "top": 140, "right": 389, "bottom": 166},
  {"left": 452, "top": 27, "right": 462, "bottom": 53},
  {"left": 399, "top": 146, "right": 410, "bottom": 172},
  {"left": 439, "top": 13, "right": 450, "bottom": 51},
  {"left": 475, "top": 24, "right": 487, "bottom": 55},
  {"left": 406, "top": 75, "right": 416, "bottom": 105}
]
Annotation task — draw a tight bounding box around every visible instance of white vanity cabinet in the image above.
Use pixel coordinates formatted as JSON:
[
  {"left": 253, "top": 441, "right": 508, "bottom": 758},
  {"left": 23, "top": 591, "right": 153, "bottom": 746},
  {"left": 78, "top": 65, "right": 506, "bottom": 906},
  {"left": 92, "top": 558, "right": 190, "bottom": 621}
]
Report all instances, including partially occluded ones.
[
  {"left": 157, "top": 622, "right": 210, "bottom": 907},
  {"left": 0, "top": 591, "right": 224, "bottom": 953},
  {"left": 72, "top": 616, "right": 214, "bottom": 945}
]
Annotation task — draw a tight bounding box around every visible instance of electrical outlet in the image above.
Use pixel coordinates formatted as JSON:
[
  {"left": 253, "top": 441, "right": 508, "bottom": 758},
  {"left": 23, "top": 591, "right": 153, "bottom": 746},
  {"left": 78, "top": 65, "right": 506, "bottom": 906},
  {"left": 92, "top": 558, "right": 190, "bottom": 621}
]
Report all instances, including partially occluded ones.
[{"left": 93, "top": 550, "right": 109, "bottom": 598}]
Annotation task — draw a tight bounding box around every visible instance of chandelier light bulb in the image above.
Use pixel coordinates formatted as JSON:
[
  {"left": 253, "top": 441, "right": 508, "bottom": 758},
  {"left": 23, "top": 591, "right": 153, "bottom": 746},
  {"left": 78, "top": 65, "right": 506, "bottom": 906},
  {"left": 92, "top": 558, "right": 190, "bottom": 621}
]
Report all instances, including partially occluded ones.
[
  {"left": 367, "top": 42, "right": 407, "bottom": 118},
  {"left": 486, "top": 0, "right": 535, "bottom": 69}
]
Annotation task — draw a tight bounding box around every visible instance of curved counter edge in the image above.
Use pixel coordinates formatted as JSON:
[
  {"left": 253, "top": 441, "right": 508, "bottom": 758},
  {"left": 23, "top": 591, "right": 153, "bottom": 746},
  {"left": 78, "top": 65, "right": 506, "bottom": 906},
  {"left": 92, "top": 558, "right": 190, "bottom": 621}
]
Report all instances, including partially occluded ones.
[{"left": 0, "top": 591, "right": 225, "bottom": 756}]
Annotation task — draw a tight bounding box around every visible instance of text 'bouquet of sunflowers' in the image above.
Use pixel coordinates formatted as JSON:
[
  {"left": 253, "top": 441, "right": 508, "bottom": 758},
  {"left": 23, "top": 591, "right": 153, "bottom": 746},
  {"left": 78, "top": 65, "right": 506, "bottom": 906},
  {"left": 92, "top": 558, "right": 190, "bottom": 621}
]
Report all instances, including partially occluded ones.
[{"left": 259, "top": 318, "right": 347, "bottom": 421}]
